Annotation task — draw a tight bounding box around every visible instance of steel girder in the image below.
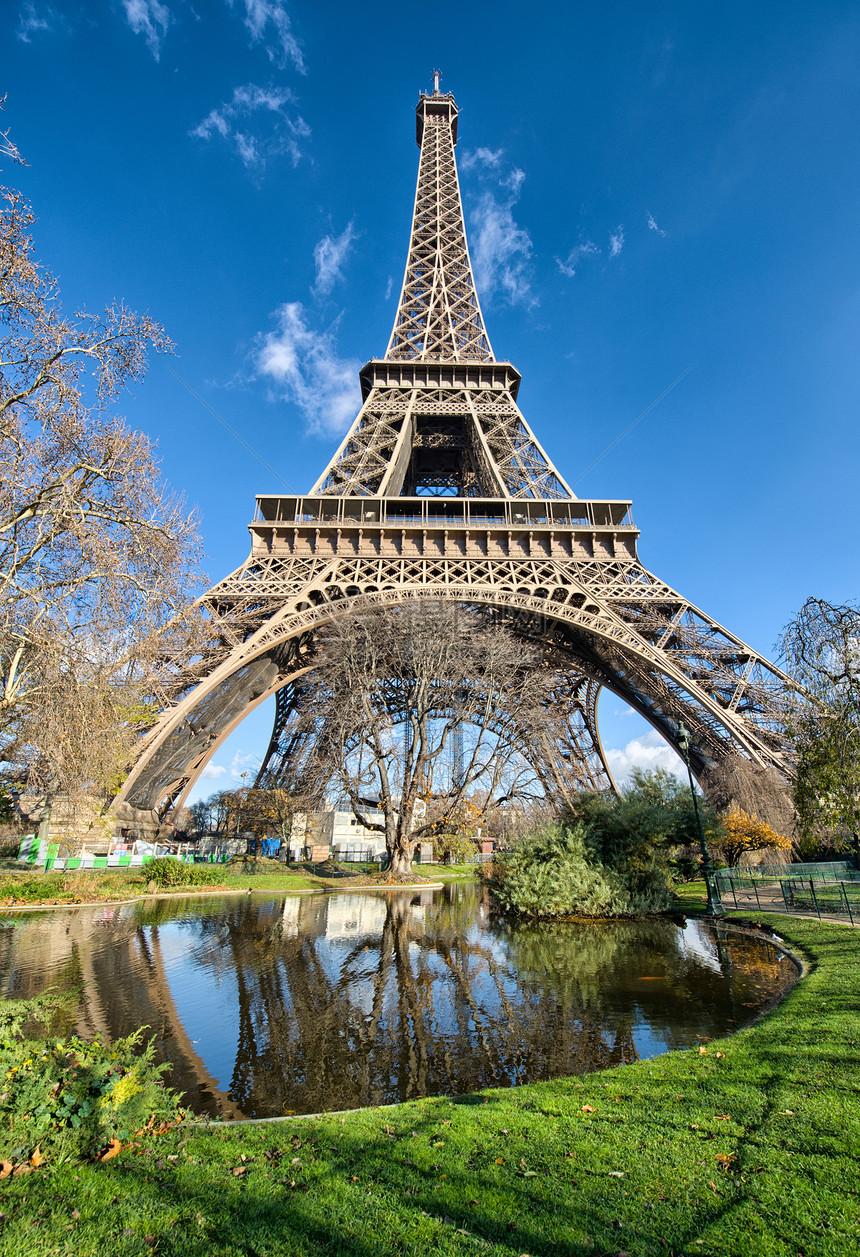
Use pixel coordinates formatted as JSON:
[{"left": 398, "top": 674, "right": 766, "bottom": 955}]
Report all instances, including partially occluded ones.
[
  {"left": 254, "top": 666, "right": 613, "bottom": 807},
  {"left": 116, "top": 537, "right": 791, "bottom": 813},
  {"left": 113, "top": 86, "right": 793, "bottom": 819}
]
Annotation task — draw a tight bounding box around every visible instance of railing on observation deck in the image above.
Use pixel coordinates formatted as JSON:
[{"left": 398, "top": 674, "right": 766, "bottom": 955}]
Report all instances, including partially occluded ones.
[{"left": 253, "top": 495, "right": 636, "bottom": 531}]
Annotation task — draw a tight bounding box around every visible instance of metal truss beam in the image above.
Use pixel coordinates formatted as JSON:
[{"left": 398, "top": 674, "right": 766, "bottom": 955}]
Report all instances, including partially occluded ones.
[{"left": 113, "top": 85, "right": 794, "bottom": 822}]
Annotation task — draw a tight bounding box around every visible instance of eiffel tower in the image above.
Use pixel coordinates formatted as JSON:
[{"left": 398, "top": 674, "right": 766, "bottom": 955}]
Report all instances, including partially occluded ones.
[{"left": 116, "top": 79, "right": 790, "bottom": 825}]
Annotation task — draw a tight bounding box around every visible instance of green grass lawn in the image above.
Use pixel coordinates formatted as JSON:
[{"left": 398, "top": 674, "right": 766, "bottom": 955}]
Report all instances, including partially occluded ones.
[
  {"left": 2, "top": 910, "right": 858, "bottom": 1256},
  {"left": 0, "top": 860, "right": 475, "bottom": 909}
]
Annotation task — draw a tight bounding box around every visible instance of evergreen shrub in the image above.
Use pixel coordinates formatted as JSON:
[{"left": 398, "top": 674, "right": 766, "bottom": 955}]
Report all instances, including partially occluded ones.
[
  {"left": 145, "top": 856, "right": 222, "bottom": 887},
  {"left": 0, "top": 993, "right": 183, "bottom": 1166},
  {"left": 491, "top": 770, "right": 699, "bottom": 918},
  {"left": 491, "top": 822, "right": 624, "bottom": 917}
]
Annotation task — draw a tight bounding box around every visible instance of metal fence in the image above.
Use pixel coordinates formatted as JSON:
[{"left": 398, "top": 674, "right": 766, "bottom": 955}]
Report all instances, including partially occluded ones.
[
  {"left": 713, "top": 859, "right": 859, "bottom": 894},
  {"left": 712, "top": 858, "right": 860, "bottom": 923},
  {"left": 780, "top": 877, "right": 860, "bottom": 924}
]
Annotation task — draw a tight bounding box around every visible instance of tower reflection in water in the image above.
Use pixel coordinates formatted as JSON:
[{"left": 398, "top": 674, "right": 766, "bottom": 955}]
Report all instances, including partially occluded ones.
[{"left": 0, "top": 883, "right": 794, "bottom": 1118}]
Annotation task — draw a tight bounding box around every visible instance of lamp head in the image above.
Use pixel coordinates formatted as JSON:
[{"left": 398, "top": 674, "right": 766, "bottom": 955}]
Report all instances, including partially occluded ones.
[{"left": 677, "top": 720, "right": 690, "bottom": 752}]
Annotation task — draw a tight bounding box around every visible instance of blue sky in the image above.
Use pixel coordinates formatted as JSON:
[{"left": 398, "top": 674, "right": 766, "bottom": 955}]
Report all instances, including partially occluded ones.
[{"left": 6, "top": 1, "right": 860, "bottom": 800}]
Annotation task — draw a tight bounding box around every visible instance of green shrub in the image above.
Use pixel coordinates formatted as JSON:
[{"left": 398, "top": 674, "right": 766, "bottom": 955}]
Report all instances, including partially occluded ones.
[
  {"left": 669, "top": 854, "right": 701, "bottom": 883},
  {"left": 145, "top": 856, "right": 222, "bottom": 887},
  {"left": 491, "top": 774, "right": 683, "bottom": 918},
  {"left": 432, "top": 833, "right": 476, "bottom": 864},
  {"left": 0, "top": 993, "right": 183, "bottom": 1165},
  {"left": 491, "top": 823, "right": 627, "bottom": 918}
]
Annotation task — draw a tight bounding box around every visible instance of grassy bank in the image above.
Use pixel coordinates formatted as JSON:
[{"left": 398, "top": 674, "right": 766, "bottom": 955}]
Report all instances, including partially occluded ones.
[
  {"left": 0, "top": 861, "right": 476, "bottom": 909},
  {"left": 1, "top": 910, "right": 858, "bottom": 1255}
]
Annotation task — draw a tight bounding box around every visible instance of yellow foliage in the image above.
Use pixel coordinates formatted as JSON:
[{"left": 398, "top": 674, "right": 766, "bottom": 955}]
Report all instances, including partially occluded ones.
[
  {"left": 713, "top": 808, "right": 792, "bottom": 868},
  {"left": 100, "top": 1067, "right": 143, "bottom": 1109}
]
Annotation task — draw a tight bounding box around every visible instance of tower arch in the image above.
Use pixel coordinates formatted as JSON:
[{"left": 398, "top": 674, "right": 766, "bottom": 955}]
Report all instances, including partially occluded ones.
[{"left": 114, "top": 82, "right": 792, "bottom": 826}]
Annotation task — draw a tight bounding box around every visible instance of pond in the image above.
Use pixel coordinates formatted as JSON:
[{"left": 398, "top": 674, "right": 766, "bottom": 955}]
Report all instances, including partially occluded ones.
[{"left": 0, "top": 884, "right": 796, "bottom": 1119}]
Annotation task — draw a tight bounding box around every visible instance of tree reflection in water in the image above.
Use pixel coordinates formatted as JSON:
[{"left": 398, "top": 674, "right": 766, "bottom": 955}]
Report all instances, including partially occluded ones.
[
  {"left": 180, "top": 885, "right": 793, "bottom": 1117},
  {"left": 0, "top": 887, "right": 796, "bottom": 1119}
]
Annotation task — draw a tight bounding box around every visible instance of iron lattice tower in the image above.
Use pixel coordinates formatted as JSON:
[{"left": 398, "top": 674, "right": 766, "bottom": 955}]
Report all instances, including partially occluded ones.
[{"left": 115, "top": 83, "right": 792, "bottom": 823}]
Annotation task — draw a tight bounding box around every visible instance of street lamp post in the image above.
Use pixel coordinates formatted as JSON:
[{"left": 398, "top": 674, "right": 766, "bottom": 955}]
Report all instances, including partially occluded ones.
[{"left": 676, "top": 720, "right": 725, "bottom": 917}]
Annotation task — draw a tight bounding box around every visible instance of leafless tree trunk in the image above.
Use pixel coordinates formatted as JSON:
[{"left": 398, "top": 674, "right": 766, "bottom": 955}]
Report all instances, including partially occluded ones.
[{"left": 290, "top": 602, "right": 563, "bottom": 878}]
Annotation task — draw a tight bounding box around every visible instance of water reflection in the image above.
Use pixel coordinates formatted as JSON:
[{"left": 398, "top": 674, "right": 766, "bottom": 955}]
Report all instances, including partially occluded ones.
[{"left": 0, "top": 885, "right": 795, "bottom": 1118}]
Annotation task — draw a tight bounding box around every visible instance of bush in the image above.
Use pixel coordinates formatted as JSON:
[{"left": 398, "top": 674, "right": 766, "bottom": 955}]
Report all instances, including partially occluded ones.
[
  {"left": 0, "top": 993, "right": 183, "bottom": 1165},
  {"left": 491, "top": 823, "right": 628, "bottom": 918},
  {"left": 432, "top": 833, "right": 476, "bottom": 864},
  {"left": 669, "top": 854, "right": 702, "bottom": 883},
  {"left": 145, "top": 856, "right": 222, "bottom": 888},
  {"left": 490, "top": 771, "right": 689, "bottom": 918}
]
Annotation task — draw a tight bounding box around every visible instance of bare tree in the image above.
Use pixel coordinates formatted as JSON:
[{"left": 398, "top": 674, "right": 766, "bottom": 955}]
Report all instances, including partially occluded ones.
[
  {"left": 1, "top": 170, "right": 204, "bottom": 821},
  {"left": 290, "top": 602, "right": 561, "bottom": 878},
  {"left": 700, "top": 753, "right": 795, "bottom": 841},
  {"left": 778, "top": 597, "right": 860, "bottom": 854}
]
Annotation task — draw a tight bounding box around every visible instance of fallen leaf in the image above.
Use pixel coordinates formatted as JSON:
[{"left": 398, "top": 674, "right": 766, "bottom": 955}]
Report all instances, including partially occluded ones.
[
  {"left": 715, "top": 1051, "right": 725, "bottom": 1059},
  {"left": 522, "top": 1170, "right": 538, "bottom": 1177},
  {"left": 781, "top": 1110, "right": 795, "bottom": 1116},
  {"left": 30, "top": 1146, "right": 44, "bottom": 1168},
  {"left": 709, "top": 1181, "right": 717, "bottom": 1192},
  {"left": 100, "top": 1139, "right": 122, "bottom": 1162},
  {"left": 71, "top": 1210, "right": 80, "bottom": 1221},
  {"left": 608, "top": 1171, "right": 625, "bottom": 1177},
  {"left": 232, "top": 1166, "right": 246, "bottom": 1176},
  {"left": 715, "top": 1115, "right": 732, "bottom": 1121},
  {"left": 495, "top": 1157, "right": 505, "bottom": 1164},
  {"left": 698, "top": 1046, "right": 708, "bottom": 1055},
  {"left": 716, "top": 1153, "right": 737, "bottom": 1170},
  {"left": 0, "top": 1161, "right": 12, "bottom": 1180},
  {"left": 582, "top": 1105, "right": 595, "bottom": 1113}
]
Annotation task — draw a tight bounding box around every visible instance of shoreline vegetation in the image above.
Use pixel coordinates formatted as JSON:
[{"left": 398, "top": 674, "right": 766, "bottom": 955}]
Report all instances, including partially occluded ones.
[
  {"left": 0, "top": 859, "right": 474, "bottom": 910},
  {"left": 0, "top": 888, "right": 858, "bottom": 1254}
]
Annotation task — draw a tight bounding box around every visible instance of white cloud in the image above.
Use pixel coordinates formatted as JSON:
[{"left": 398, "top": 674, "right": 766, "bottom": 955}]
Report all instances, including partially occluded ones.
[
  {"left": 256, "top": 301, "right": 361, "bottom": 436},
  {"left": 647, "top": 212, "right": 667, "bottom": 236},
  {"left": 122, "top": 0, "right": 171, "bottom": 60},
  {"left": 467, "top": 167, "right": 534, "bottom": 307},
  {"left": 200, "top": 762, "right": 227, "bottom": 780},
  {"left": 313, "top": 221, "right": 357, "bottom": 297},
  {"left": 384, "top": 275, "right": 393, "bottom": 301},
  {"left": 609, "top": 225, "right": 624, "bottom": 258},
  {"left": 460, "top": 147, "right": 534, "bottom": 307},
  {"left": 230, "top": 750, "right": 260, "bottom": 781},
  {"left": 470, "top": 192, "right": 533, "bottom": 306},
  {"left": 501, "top": 166, "right": 526, "bottom": 197},
  {"left": 16, "top": 2, "right": 61, "bottom": 41},
  {"left": 240, "top": 0, "right": 305, "bottom": 71},
  {"left": 556, "top": 240, "right": 599, "bottom": 278},
  {"left": 191, "top": 83, "right": 309, "bottom": 170},
  {"left": 460, "top": 147, "right": 503, "bottom": 172},
  {"left": 605, "top": 731, "right": 685, "bottom": 788}
]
